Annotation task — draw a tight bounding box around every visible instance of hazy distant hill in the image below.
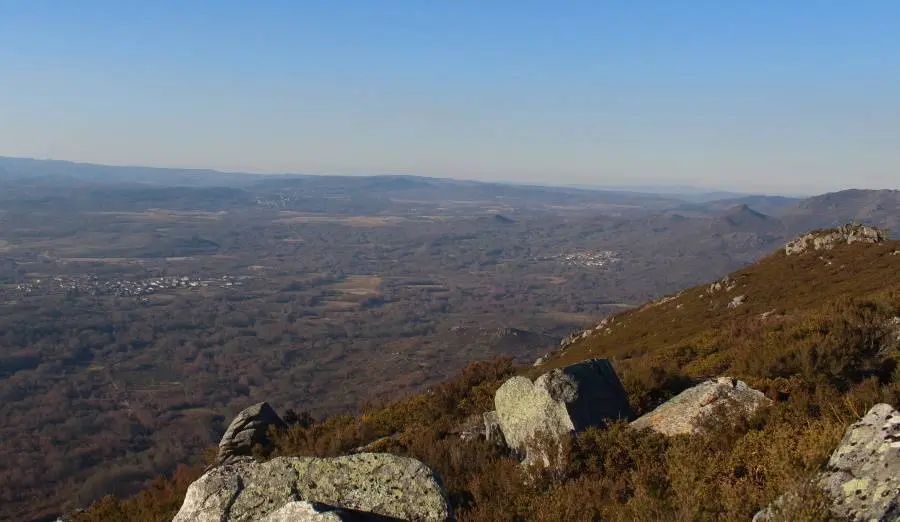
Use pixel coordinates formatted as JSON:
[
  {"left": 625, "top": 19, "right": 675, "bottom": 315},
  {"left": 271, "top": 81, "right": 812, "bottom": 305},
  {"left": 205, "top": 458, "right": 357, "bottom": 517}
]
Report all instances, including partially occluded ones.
[
  {"left": 777, "top": 189, "right": 900, "bottom": 233},
  {"left": 664, "top": 195, "right": 801, "bottom": 217},
  {"left": 0, "top": 157, "right": 690, "bottom": 216},
  {"left": 0, "top": 156, "right": 266, "bottom": 187}
]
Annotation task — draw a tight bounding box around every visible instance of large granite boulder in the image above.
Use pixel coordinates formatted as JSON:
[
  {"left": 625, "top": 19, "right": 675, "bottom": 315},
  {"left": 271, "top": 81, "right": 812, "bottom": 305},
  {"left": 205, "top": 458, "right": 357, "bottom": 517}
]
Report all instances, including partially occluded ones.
[
  {"left": 754, "top": 403, "right": 900, "bottom": 521},
  {"left": 494, "top": 359, "right": 632, "bottom": 460},
  {"left": 630, "top": 377, "right": 770, "bottom": 436},
  {"left": 217, "top": 402, "right": 288, "bottom": 466},
  {"left": 173, "top": 453, "right": 452, "bottom": 522}
]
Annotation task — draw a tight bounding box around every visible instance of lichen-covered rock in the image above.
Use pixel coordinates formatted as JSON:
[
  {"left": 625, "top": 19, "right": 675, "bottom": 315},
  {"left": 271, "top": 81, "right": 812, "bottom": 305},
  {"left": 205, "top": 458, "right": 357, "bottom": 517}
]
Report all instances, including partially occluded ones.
[
  {"left": 217, "top": 402, "right": 287, "bottom": 465},
  {"left": 494, "top": 359, "right": 632, "bottom": 460},
  {"left": 173, "top": 453, "right": 452, "bottom": 522},
  {"left": 785, "top": 223, "right": 886, "bottom": 255},
  {"left": 630, "top": 377, "right": 771, "bottom": 436},
  {"left": 818, "top": 403, "right": 900, "bottom": 521},
  {"left": 258, "top": 501, "right": 349, "bottom": 521}
]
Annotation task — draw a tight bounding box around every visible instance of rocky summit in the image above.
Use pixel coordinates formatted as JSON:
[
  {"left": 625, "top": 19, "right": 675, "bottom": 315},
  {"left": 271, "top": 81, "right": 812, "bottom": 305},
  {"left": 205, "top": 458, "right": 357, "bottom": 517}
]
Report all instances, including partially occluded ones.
[
  {"left": 630, "top": 377, "right": 771, "bottom": 436},
  {"left": 785, "top": 223, "right": 887, "bottom": 255},
  {"left": 173, "top": 453, "right": 452, "bottom": 522},
  {"left": 494, "top": 359, "right": 632, "bottom": 462}
]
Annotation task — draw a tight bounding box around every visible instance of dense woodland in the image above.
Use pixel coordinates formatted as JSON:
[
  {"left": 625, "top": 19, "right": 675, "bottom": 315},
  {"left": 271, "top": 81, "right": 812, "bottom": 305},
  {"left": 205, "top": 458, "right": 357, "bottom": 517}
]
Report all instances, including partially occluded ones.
[{"left": 0, "top": 168, "right": 898, "bottom": 520}]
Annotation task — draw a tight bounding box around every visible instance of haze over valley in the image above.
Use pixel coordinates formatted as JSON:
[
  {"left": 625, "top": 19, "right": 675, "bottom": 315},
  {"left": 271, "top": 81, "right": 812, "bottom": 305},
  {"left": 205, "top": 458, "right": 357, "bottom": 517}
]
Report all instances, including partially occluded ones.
[{"left": 0, "top": 158, "right": 898, "bottom": 519}]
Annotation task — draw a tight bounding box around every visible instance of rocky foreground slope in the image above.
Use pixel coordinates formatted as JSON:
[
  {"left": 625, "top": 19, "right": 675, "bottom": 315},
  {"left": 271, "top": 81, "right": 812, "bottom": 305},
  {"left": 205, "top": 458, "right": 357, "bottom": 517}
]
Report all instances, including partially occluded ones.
[{"left": 72, "top": 225, "right": 900, "bottom": 521}]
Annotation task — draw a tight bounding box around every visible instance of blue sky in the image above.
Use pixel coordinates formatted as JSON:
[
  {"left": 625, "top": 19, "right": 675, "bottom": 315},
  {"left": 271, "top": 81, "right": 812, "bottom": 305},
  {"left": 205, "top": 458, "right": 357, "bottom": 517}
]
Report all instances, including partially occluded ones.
[{"left": 1, "top": 1, "right": 898, "bottom": 193}]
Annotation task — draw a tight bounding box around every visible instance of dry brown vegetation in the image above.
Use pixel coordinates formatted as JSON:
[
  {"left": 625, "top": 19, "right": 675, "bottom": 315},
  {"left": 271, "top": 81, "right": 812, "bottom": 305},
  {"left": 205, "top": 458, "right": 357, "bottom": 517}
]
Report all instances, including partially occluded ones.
[{"left": 72, "top": 239, "right": 900, "bottom": 521}]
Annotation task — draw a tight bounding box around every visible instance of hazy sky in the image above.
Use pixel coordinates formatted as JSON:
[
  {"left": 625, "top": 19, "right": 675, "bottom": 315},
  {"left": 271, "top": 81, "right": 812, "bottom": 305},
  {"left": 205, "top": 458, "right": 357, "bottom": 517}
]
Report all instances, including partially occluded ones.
[{"left": 2, "top": 2, "right": 899, "bottom": 193}]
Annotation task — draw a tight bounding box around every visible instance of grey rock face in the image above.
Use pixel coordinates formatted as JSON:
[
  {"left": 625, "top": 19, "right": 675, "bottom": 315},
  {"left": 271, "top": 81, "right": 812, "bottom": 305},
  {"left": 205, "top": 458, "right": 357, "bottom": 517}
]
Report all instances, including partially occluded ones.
[
  {"left": 217, "top": 402, "right": 287, "bottom": 466},
  {"left": 785, "top": 224, "right": 886, "bottom": 255},
  {"left": 630, "top": 377, "right": 771, "bottom": 436},
  {"left": 173, "top": 453, "right": 452, "bottom": 522},
  {"left": 494, "top": 359, "right": 632, "bottom": 460},
  {"left": 818, "top": 403, "right": 900, "bottom": 521}
]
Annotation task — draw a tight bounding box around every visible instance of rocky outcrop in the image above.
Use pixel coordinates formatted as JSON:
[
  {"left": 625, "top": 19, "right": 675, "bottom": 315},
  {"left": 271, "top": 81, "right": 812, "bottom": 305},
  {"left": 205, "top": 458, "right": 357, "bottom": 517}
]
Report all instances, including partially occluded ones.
[
  {"left": 727, "top": 294, "right": 746, "bottom": 309},
  {"left": 755, "top": 403, "right": 900, "bottom": 521},
  {"left": 557, "top": 317, "right": 618, "bottom": 351},
  {"left": 217, "top": 402, "right": 287, "bottom": 466},
  {"left": 785, "top": 223, "right": 886, "bottom": 255},
  {"left": 173, "top": 453, "right": 452, "bottom": 522},
  {"left": 707, "top": 276, "right": 736, "bottom": 295},
  {"left": 494, "top": 359, "right": 632, "bottom": 462},
  {"left": 630, "top": 377, "right": 770, "bottom": 436}
]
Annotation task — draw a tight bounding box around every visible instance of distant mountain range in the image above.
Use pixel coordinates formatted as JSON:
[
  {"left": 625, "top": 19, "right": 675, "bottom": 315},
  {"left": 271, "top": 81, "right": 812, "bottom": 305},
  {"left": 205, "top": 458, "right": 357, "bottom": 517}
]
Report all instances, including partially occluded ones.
[
  {"left": 1, "top": 155, "right": 897, "bottom": 235},
  {"left": 0, "top": 157, "right": 799, "bottom": 199}
]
